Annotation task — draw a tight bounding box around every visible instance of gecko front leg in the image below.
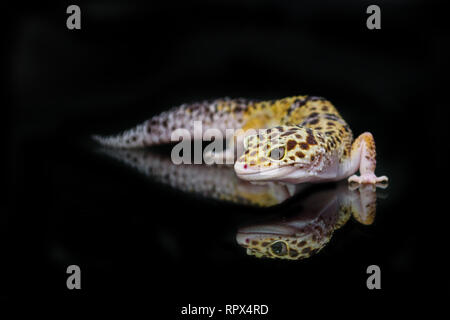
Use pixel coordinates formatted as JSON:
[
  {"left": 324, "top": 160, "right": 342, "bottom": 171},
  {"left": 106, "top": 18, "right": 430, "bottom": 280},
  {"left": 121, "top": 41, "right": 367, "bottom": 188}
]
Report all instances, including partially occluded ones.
[{"left": 347, "top": 132, "right": 389, "bottom": 185}]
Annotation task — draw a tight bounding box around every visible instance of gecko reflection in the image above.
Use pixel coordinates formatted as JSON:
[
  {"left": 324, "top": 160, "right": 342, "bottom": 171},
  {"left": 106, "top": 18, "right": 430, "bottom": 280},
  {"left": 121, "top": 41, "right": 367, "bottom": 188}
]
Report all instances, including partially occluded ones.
[
  {"left": 97, "top": 148, "right": 386, "bottom": 261},
  {"left": 97, "top": 147, "right": 298, "bottom": 207},
  {"left": 236, "top": 182, "right": 384, "bottom": 260}
]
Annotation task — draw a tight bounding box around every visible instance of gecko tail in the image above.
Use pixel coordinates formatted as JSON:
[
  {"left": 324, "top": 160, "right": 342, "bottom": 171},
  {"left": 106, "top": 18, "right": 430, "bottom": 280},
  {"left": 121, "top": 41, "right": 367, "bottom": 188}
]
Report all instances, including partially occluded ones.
[
  {"left": 92, "top": 98, "right": 241, "bottom": 149},
  {"left": 92, "top": 122, "right": 149, "bottom": 148}
]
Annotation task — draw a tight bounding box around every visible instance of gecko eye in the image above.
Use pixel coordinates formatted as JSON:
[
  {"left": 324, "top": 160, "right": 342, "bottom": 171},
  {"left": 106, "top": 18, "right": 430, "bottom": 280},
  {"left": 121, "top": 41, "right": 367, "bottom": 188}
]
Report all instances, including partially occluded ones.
[
  {"left": 268, "top": 147, "right": 285, "bottom": 160},
  {"left": 269, "top": 241, "right": 288, "bottom": 256}
]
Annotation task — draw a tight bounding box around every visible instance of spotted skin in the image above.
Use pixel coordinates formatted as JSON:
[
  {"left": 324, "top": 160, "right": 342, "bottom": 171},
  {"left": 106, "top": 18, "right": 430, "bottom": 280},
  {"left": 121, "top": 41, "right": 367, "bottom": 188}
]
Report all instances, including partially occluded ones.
[{"left": 94, "top": 95, "right": 388, "bottom": 185}]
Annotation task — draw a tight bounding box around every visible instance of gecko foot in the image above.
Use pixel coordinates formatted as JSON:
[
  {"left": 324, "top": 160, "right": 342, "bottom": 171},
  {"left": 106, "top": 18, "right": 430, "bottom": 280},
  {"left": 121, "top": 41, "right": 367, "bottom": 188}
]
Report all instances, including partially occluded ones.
[{"left": 348, "top": 173, "right": 388, "bottom": 185}]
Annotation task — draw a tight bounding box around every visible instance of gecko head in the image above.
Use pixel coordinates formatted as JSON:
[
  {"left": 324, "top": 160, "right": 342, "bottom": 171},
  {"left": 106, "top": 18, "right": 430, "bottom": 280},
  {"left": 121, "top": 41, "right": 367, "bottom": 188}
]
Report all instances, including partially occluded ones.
[
  {"left": 235, "top": 126, "right": 329, "bottom": 182},
  {"left": 236, "top": 224, "right": 330, "bottom": 260}
]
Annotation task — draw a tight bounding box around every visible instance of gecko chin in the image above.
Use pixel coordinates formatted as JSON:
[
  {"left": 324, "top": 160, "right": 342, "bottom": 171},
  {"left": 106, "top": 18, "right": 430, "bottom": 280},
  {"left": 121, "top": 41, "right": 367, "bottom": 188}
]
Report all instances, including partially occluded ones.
[
  {"left": 234, "top": 163, "right": 298, "bottom": 182},
  {"left": 234, "top": 162, "right": 318, "bottom": 183}
]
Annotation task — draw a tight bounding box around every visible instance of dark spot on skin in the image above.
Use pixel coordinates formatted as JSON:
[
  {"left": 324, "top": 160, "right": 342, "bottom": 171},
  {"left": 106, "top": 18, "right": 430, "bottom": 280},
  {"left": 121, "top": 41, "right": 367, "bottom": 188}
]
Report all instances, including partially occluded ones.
[
  {"left": 300, "top": 143, "right": 309, "bottom": 150},
  {"left": 287, "top": 140, "right": 297, "bottom": 151},
  {"left": 298, "top": 241, "right": 307, "bottom": 247},
  {"left": 326, "top": 131, "right": 334, "bottom": 136},
  {"left": 266, "top": 129, "right": 272, "bottom": 134},
  {"left": 296, "top": 151, "right": 305, "bottom": 158},
  {"left": 306, "top": 134, "right": 317, "bottom": 145},
  {"left": 234, "top": 105, "right": 244, "bottom": 113},
  {"left": 131, "top": 136, "right": 137, "bottom": 142},
  {"left": 289, "top": 250, "right": 299, "bottom": 258},
  {"left": 262, "top": 242, "right": 270, "bottom": 247},
  {"left": 295, "top": 134, "right": 302, "bottom": 139},
  {"left": 249, "top": 161, "right": 256, "bottom": 166},
  {"left": 310, "top": 155, "right": 315, "bottom": 161},
  {"left": 289, "top": 156, "right": 295, "bottom": 161},
  {"left": 302, "top": 247, "right": 311, "bottom": 254},
  {"left": 251, "top": 240, "right": 259, "bottom": 245},
  {"left": 327, "top": 122, "right": 335, "bottom": 126},
  {"left": 310, "top": 118, "right": 319, "bottom": 125},
  {"left": 308, "top": 112, "right": 319, "bottom": 118},
  {"left": 322, "top": 106, "right": 329, "bottom": 111},
  {"left": 245, "top": 150, "right": 250, "bottom": 154}
]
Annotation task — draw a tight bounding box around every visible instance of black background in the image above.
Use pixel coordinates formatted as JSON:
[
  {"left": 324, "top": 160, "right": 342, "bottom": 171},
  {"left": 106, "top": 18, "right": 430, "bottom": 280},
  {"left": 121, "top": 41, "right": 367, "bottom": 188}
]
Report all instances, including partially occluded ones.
[{"left": 4, "top": 0, "right": 446, "bottom": 316}]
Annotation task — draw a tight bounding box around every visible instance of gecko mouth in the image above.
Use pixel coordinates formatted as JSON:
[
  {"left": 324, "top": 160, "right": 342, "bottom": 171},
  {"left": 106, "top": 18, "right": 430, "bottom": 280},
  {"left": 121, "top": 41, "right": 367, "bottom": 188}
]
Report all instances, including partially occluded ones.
[
  {"left": 238, "top": 224, "right": 299, "bottom": 236},
  {"left": 234, "top": 163, "right": 298, "bottom": 181},
  {"left": 234, "top": 160, "right": 316, "bottom": 181}
]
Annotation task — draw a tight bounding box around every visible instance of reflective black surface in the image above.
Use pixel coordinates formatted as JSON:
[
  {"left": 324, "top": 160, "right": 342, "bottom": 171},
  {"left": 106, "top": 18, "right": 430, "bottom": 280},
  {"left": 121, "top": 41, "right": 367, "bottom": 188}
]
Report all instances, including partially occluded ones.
[{"left": 5, "top": 0, "right": 444, "bottom": 315}]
